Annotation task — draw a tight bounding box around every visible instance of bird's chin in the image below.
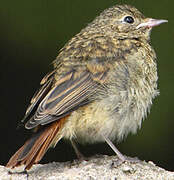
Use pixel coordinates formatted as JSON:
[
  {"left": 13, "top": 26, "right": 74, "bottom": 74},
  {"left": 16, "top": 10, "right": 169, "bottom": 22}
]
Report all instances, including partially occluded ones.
[{"left": 137, "top": 27, "right": 152, "bottom": 41}]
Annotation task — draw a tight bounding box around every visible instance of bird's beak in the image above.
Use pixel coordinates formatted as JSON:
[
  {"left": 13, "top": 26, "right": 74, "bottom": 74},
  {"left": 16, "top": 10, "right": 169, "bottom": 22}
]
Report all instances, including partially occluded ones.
[{"left": 136, "top": 18, "right": 168, "bottom": 29}]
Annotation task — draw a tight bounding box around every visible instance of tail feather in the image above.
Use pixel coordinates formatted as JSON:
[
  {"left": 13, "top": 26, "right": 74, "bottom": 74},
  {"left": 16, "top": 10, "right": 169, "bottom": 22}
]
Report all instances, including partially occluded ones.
[{"left": 6, "top": 117, "right": 67, "bottom": 170}]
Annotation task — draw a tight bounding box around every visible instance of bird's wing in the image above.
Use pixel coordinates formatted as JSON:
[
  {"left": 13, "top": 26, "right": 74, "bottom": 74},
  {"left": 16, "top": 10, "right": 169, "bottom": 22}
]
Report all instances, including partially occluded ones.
[{"left": 23, "top": 62, "right": 109, "bottom": 129}]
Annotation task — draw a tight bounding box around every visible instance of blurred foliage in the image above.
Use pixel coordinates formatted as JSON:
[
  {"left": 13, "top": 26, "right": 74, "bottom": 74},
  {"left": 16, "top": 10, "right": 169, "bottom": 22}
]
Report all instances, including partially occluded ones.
[{"left": 1, "top": 0, "right": 174, "bottom": 170}]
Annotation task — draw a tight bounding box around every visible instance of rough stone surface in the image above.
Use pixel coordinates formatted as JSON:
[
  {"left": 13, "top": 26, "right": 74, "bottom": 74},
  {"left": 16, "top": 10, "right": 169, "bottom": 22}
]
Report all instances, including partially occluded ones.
[{"left": 1, "top": 155, "right": 174, "bottom": 180}]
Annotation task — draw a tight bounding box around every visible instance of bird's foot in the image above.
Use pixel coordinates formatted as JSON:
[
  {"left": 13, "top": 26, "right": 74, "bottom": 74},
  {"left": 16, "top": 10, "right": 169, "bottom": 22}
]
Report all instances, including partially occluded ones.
[{"left": 111, "top": 155, "right": 140, "bottom": 167}]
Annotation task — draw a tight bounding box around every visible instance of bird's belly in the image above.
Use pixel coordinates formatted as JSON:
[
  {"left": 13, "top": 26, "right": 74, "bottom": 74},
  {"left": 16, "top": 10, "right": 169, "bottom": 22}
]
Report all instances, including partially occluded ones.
[{"left": 62, "top": 86, "right": 158, "bottom": 143}]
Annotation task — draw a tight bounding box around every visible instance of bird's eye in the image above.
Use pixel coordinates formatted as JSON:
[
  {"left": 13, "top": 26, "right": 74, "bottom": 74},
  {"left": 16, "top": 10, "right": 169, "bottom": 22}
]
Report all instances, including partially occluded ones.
[{"left": 123, "top": 16, "right": 134, "bottom": 24}]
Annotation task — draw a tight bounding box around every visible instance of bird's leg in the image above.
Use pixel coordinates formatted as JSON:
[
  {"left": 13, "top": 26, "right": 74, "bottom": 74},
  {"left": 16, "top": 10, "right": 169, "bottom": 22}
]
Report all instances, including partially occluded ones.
[
  {"left": 71, "top": 140, "right": 85, "bottom": 160},
  {"left": 102, "top": 134, "right": 140, "bottom": 165},
  {"left": 102, "top": 135, "right": 126, "bottom": 161}
]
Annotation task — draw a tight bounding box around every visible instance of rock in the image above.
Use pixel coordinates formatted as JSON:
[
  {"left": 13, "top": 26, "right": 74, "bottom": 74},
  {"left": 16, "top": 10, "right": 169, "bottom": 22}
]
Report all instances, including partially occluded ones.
[{"left": 1, "top": 155, "right": 174, "bottom": 180}]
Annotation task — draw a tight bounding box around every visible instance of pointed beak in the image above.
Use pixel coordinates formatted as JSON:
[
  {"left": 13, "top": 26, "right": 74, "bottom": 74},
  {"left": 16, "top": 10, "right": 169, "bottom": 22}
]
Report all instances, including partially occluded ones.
[{"left": 136, "top": 18, "right": 168, "bottom": 29}]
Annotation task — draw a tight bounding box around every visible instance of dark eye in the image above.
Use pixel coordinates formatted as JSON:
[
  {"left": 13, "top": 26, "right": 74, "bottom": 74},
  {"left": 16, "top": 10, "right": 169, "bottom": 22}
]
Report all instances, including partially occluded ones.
[{"left": 123, "top": 16, "right": 134, "bottom": 24}]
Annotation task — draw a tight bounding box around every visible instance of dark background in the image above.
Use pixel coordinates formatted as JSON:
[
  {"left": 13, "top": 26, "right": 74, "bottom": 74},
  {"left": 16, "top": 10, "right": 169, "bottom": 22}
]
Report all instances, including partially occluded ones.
[{"left": 1, "top": 0, "right": 173, "bottom": 171}]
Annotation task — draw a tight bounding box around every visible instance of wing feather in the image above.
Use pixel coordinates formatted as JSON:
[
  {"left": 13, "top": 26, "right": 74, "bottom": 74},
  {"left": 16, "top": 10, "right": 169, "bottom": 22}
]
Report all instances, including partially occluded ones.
[
  {"left": 25, "top": 69, "right": 104, "bottom": 129},
  {"left": 19, "top": 71, "right": 55, "bottom": 127}
]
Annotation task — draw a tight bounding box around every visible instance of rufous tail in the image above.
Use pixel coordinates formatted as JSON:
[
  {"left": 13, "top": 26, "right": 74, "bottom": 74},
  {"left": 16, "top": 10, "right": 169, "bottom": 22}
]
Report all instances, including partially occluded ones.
[{"left": 6, "top": 117, "right": 66, "bottom": 170}]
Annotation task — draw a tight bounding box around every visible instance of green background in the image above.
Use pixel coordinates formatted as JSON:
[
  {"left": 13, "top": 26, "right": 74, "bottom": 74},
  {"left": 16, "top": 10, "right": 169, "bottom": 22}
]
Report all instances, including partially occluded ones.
[{"left": 1, "top": 0, "right": 173, "bottom": 170}]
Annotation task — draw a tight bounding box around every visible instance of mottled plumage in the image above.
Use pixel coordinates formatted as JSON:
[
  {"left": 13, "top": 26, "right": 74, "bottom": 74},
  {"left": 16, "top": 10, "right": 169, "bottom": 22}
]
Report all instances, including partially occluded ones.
[{"left": 6, "top": 4, "right": 167, "bottom": 171}]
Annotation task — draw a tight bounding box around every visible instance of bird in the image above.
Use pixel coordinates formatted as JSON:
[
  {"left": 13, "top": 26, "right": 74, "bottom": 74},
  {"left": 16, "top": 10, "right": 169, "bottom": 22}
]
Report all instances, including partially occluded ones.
[{"left": 6, "top": 4, "right": 167, "bottom": 171}]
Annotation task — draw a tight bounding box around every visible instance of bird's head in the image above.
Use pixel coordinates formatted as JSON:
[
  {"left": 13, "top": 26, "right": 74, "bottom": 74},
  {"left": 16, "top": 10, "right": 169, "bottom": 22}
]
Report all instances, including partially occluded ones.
[{"left": 90, "top": 4, "right": 167, "bottom": 41}]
